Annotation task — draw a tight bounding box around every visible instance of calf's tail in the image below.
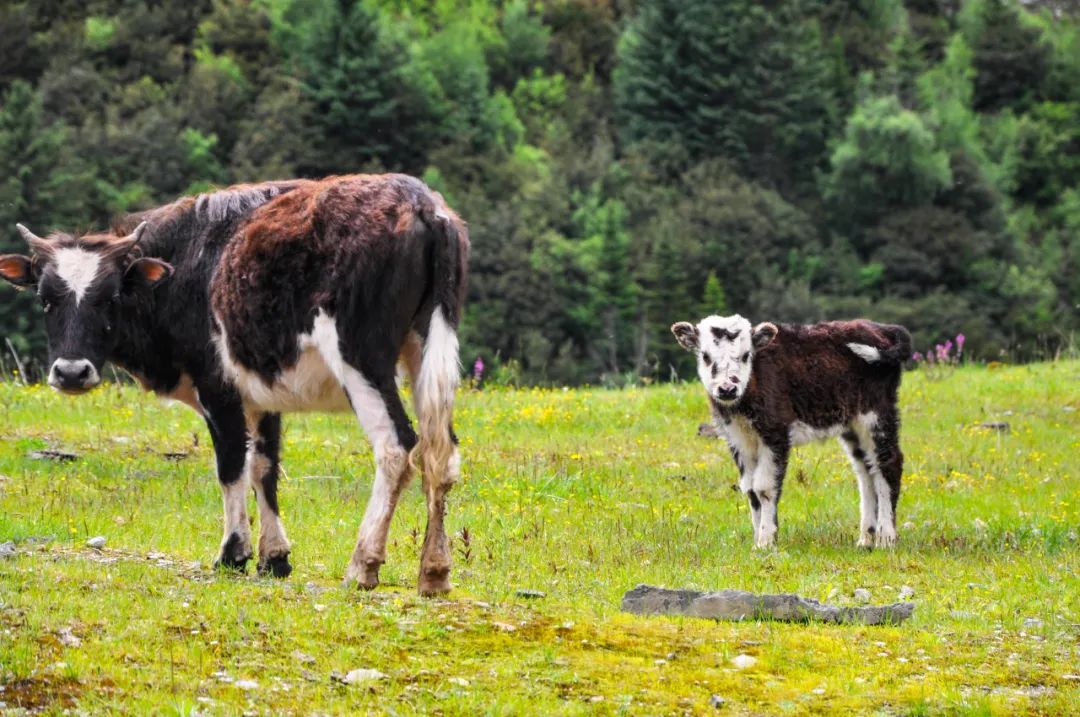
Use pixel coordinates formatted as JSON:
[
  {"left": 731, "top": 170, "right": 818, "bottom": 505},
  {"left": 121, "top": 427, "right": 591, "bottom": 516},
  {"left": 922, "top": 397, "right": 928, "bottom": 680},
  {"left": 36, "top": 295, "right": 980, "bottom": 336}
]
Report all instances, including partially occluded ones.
[{"left": 847, "top": 324, "right": 913, "bottom": 365}]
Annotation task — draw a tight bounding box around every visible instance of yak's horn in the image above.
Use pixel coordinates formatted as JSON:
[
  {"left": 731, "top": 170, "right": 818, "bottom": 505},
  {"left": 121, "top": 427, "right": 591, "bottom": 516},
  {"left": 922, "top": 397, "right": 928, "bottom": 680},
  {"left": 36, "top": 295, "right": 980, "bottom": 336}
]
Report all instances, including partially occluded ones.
[
  {"left": 104, "top": 221, "right": 150, "bottom": 260},
  {"left": 15, "top": 223, "right": 54, "bottom": 258}
]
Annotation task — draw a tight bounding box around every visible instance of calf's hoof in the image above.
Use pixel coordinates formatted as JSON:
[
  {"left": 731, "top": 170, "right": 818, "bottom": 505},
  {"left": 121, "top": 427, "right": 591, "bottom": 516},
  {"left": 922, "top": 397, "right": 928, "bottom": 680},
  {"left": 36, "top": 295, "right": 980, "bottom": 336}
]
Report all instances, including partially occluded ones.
[
  {"left": 875, "top": 529, "right": 897, "bottom": 548},
  {"left": 257, "top": 554, "right": 293, "bottom": 578},
  {"left": 213, "top": 532, "right": 252, "bottom": 573},
  {"left": 418, "top": 566, "right": 451, "bottom": 597}
]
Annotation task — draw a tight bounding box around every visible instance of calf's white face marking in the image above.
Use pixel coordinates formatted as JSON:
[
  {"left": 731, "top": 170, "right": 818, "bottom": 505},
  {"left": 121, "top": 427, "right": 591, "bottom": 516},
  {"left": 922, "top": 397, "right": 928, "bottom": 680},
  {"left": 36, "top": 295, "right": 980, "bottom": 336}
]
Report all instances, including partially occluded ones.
[
  {"left": 673, "top": 314, "right": 776, "bottom": 405},
  {"left": 52, "top": 247, "right": 103, "bottom": 306}
]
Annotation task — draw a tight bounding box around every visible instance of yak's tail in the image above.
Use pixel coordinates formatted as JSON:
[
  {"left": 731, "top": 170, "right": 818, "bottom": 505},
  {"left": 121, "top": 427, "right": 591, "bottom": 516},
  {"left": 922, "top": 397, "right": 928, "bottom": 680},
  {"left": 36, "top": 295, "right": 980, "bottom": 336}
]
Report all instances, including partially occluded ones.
[
  {"left": 847, "top": 324, "right": 912, "bottom": 365},
  {"left": 413, "top": 198, "right": 469, "bottom": 493}
]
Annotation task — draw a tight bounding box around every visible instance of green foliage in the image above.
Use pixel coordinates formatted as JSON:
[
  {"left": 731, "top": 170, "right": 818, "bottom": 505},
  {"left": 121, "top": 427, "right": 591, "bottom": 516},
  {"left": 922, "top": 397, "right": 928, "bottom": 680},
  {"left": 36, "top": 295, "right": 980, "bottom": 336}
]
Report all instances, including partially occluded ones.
[
  {"left": 823, "top": 93, "right": 952, "bottom": 235},
  {"left": 0, "top": 0, "right": 1078, "bottom": 380}
]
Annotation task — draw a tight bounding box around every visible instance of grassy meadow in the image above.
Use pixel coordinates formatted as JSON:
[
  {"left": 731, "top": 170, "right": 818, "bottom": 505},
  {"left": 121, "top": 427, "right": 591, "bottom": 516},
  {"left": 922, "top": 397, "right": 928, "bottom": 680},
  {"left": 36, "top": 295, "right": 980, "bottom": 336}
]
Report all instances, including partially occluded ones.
[{"left": 0, "top": 361, "right": 1078, "bottom": 715}]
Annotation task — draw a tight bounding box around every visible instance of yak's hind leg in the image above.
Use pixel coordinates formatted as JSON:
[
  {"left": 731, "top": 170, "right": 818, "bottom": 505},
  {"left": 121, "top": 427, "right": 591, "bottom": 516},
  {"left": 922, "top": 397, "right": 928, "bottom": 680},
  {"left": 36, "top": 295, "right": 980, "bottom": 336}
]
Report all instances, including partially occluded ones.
[
  {"left": 340, "top": 366, "right": 417, "bottom": 590},
  {"left": 245, "top": 411, "right": 292, "bottom": 577},
  {"left": 840, "top": 427, "right": 878, "bottom": 548}
]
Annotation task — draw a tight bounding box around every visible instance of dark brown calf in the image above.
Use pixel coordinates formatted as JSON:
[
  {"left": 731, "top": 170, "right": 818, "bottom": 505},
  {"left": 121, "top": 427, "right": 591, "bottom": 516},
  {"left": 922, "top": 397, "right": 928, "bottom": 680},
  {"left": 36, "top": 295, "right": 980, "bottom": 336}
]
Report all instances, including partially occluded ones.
[{"left": 673, "top": 314, "right": 910, "bottom": 548}]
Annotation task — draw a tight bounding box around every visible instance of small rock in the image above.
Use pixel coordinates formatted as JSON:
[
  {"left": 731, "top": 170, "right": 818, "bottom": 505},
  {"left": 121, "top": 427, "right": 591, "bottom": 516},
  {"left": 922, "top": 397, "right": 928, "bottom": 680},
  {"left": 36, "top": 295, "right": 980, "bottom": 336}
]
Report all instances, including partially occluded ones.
[
  {"left": 1023, "top": 617, "right": 1043, "bottom": 629},
  {"left": 292, "top": 651, "right": 316, "bottom": 665},
  {"left": 730, "top": 654, "right": 757, "bottom": 669},
  {"left": 853, "top": 588, "right": 872, "bottom": 604},
  {"left": 29, "top": 449, "right": 79, "bottom": 462},
  {"left": 515, "top": 589, "right": 546, "bottom": 599},
  {"left": 978, "top": 421, "right": 1010, "bottom": 433},
  {"left": 811, "top": 688, "right": 826, "bottom": 695},
  {"left": 898, "top": 585, "right": 915, "bottom": 600},
  {"left": 56, "top": 628, "right": 81, "bottom": 647},
  {"left": 448, "top": 677, "right": 470, "bottom": 687},
  {"left": 0, "top": 541, "right": 15, "bottom": 558},
  {"left": 86, "top": 536, "right": 106, "bottom": 549},
  {"left": 492, "top": 622, "right": 517, "bottom": 632},
  {"left": 902, "top": 521, "right": 916, "bottom": 530},
  {"left": 709, "top": 694, "right": 726, "bottom": 709},
  {"left": 341, "top": 668, "right": 387, "bottom": 685},
  {"left": 234, "top": 680, "right": 258, "bottom": 690}
]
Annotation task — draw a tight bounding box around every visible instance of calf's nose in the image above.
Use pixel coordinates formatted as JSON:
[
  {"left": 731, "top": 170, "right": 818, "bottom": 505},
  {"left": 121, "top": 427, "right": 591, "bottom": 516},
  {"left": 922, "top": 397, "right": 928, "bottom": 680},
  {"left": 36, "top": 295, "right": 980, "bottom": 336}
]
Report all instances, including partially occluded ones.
[
  {"left": 49, "top": 359, "right": 100, "bottom": 391},
  {"left": 716, "top": 385, "right": 738, "bottom": 401}
]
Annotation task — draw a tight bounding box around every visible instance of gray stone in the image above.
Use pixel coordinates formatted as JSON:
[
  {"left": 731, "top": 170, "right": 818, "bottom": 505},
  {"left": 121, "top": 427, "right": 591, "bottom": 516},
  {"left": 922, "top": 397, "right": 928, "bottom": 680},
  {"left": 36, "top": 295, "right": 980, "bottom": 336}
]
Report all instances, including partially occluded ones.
[
  {"left": 978, "top": 421, "right": 1010, "bottom": 433},
  {"left": 0, "top": 541, "right": 15, "bottom": 558},
  {"left": 621, "top": 585, "right": 915, "bottom": 626},
  {"left": 515, "top": 589, "right": 546, "bottom": 599},
  {"left": 709, "top": 694, "right": 726, "bottom": 709},
  {"left": 86, "top": 536, "right": 106, "bottom": 549},
  {"left": 1023, "top": 617, "right": 1043, "bottom": 629},
  {"left": 853, "top": 588, "right": 872, "bottom": 604},
  {"left": 898, "top": 585, "right": 915, "bottom": 600}
]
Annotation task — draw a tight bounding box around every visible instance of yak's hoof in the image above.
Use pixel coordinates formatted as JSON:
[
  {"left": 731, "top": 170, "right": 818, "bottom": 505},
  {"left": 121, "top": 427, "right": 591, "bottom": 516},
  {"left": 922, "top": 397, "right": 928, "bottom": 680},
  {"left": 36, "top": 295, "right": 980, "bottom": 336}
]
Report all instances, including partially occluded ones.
[
  {"left": 257, "top": 554, "right": 293, "bottom": 578},
  {"left": 213, "top": 533, "right": 252, "bottom": 573},
  {"left": 418, "top": 567, "right": 451, "bottom": 597},
  {"left": 356, "top": 562, "right": 381, "bottom": 591}
]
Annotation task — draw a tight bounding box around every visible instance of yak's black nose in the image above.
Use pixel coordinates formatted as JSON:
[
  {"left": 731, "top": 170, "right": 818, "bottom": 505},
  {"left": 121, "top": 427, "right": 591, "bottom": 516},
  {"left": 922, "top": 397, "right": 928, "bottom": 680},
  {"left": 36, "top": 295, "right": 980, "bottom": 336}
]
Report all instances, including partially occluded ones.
[
  {"left": 48, "top": 359, "right": 100, "bottom": 392},
  {"left": 716, "top": 386, "right": 738, "bottom": 401}
]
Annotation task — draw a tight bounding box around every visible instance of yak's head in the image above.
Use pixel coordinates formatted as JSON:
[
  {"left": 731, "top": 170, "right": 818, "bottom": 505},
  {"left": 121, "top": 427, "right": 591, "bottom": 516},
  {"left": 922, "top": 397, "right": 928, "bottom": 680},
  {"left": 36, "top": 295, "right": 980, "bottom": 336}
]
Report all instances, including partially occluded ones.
[
  {"left": 0, "top": 222, "right": 172, "bottom": 394},
  {"left": 671, "top": 314, "right": 777, "bottom": 405}
]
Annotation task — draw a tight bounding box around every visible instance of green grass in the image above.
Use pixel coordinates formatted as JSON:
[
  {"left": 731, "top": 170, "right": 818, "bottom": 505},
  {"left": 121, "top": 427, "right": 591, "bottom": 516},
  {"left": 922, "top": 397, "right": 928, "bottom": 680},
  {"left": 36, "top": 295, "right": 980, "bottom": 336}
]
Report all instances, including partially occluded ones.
[{"left": 1, "top": 361, "right": 1078, "bottom": 715}]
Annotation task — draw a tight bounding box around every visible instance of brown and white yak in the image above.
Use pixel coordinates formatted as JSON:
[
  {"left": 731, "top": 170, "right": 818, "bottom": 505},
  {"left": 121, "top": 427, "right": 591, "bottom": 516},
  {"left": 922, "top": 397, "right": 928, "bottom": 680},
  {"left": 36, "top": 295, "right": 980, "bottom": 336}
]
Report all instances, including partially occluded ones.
[{"left": 0, "top": 174, "right": 468, "bottom": 595}]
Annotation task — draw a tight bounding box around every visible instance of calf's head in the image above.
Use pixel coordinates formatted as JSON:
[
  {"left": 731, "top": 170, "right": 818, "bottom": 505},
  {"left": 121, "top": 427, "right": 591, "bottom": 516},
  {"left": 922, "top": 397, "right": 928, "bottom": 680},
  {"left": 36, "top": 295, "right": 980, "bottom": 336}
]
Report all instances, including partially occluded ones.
[
  {"left": 0, "top": 222, "right": 172, "bottom": 394},
  {"left": 671, "top": 314, "right": 777, "bottom": 405}
]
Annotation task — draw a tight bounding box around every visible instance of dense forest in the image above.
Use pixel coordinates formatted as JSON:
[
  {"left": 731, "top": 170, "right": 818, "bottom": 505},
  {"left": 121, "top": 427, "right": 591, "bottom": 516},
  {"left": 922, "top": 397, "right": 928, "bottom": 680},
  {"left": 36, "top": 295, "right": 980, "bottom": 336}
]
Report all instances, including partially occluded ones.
[{"left": 1, "top": 0, "right": 1078, "bottom": 384}]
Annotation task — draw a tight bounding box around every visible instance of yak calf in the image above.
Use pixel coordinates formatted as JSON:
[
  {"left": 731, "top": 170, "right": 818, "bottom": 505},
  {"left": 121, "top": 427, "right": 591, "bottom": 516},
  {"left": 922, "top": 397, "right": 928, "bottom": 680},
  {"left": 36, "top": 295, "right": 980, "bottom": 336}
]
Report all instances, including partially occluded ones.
[{"left": 672, "top": 315, "right": 911, "bottom": 549}]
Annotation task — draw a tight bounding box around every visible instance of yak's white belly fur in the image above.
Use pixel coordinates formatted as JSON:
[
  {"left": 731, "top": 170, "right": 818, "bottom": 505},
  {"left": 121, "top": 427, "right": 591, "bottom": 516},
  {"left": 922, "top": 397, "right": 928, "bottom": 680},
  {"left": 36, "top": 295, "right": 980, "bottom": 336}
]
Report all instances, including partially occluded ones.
[
  {"left": 788, "top": 421, "right": 847, "bottom": 447},
  {"left": 215, "top": 311, "right": 352, "bottom": 413}
]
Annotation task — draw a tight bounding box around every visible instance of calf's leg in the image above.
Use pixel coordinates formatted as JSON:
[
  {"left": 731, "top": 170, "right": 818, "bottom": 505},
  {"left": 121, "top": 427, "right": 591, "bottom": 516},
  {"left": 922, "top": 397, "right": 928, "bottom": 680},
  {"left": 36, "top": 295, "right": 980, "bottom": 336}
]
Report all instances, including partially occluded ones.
[
  {"left": 840, "top": 427, "right": 878, "bottom": 547},
  {"left": 730, "top": 444, "right": 761, "bottom": 542},
  {"left": 871, "top": 410, "right": 903, "bottom": 547},
  {"left": 245, "top": 411, "right": 292, "bottom": 577},
  {"left": 750, "top": 443, "right": 788, "bottom": 549}
]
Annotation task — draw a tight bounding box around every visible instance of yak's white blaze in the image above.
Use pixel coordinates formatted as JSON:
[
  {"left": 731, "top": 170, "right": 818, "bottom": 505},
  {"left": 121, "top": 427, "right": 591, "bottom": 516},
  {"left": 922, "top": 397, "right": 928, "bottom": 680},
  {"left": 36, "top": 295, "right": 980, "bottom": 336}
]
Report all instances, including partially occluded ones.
[
  {"left": 53, "top": 247, "right": 103, "bottom": 306},
  {"left": 213, "top": 310, "right": 350, "bottom": 413},
  {"left": 847, "top": 343, "right": 881, "bottom": 362}
]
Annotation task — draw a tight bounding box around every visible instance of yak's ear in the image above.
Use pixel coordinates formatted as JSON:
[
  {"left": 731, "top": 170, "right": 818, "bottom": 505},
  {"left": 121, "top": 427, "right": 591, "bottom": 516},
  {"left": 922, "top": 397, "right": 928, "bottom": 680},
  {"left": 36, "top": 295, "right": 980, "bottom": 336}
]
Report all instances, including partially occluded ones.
[
  {"left": 124, "top": 257, "right": 173, "bottom": 289},
  {"left": 671, "top": 322, "right": 700, "bottom": 351},
  {"left": 0, "top": 255, "right": 36, "bottom": 289},
  {"left": 752, "top": 322, "right": 778, "bottom": 350}
]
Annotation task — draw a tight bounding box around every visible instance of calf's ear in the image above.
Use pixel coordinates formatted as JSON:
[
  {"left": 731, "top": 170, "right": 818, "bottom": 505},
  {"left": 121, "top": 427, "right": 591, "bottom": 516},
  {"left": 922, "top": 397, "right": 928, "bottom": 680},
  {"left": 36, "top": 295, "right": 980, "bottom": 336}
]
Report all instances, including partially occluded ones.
[
  {"left": 0, "top": 255, "right": 36, "bottom": 289},
  {"left": 671, "top": 322, "right": 700, "bottom": 351},
  {"left": 124, "top": 257, "right": 174, "bottom": 289},
  {"left": 752, "top": 322, "right": 778, "bottom": 350}
]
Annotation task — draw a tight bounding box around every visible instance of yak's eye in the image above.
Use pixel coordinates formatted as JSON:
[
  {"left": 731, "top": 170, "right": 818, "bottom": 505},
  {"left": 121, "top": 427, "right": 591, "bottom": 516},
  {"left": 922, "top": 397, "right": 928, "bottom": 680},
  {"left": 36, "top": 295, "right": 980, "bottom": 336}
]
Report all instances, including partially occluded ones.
[
  {"left": 741, "top": 352, "right": 750, "bottom": 363},
  {"left": 702, "top": 353, "right": 712, "bottom": 366}
]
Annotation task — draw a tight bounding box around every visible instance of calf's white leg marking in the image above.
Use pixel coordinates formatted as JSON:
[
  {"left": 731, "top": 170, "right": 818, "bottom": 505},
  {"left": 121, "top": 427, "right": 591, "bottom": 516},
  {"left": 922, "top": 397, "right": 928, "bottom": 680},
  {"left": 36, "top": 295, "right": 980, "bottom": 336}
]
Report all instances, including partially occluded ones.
[{"left": 751, "top": 447, "right": 780, "bottom": 549}]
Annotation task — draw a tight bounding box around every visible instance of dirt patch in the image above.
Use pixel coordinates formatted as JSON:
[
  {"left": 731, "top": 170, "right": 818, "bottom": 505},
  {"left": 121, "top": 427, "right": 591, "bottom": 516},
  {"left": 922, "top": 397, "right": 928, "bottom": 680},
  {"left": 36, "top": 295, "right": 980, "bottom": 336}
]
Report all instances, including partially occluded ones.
[{"left": 0, "top": 676, "right": 81, "bottom": 713}]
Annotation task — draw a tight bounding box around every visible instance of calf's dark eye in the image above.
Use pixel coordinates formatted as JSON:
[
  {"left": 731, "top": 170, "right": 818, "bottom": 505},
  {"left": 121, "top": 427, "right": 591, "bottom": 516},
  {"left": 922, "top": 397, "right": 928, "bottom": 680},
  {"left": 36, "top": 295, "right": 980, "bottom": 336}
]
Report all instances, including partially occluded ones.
[
  {"left": 741, "top": 352, "right": 749, "bottom": 362},
  {"left": 702, "top": 353, "right": 712, "bottom": 366}
]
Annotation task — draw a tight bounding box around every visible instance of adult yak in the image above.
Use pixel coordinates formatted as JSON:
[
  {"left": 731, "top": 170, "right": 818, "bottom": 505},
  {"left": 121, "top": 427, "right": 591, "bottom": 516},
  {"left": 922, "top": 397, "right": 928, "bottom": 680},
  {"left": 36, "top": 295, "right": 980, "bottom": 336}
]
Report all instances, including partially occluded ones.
[{"left": 0, "top": 174, "right": 469, "bottom": 595}]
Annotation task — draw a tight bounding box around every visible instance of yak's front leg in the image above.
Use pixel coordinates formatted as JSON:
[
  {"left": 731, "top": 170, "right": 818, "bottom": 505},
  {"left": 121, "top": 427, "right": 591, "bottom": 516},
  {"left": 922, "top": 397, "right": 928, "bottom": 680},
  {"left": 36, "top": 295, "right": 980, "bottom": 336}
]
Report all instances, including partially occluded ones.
[
  {"left": 340, "top": 368, "right": 416, "bottom": 590},
  {"left": 245, "top": 411, "right": 292, "bottom": 577},
  {"left": 751, "top": 442, "right": 789, "bottom": 549},
  {"left": 729, "top": 443, "right": 761, "bottom": 542},
  {"left": 203, "top": 391, "right": 253, "bottom": 571}
]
